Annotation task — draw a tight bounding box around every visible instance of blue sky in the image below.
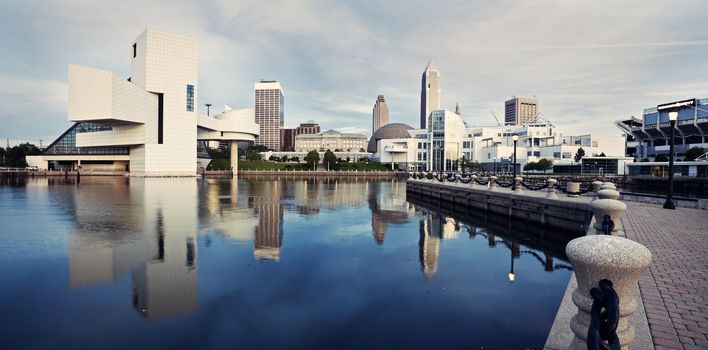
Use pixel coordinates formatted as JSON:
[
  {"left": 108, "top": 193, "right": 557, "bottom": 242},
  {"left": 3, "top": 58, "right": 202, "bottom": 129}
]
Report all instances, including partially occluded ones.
[{"left": 1, "top": 0, "right": 708, "bottom": 145}]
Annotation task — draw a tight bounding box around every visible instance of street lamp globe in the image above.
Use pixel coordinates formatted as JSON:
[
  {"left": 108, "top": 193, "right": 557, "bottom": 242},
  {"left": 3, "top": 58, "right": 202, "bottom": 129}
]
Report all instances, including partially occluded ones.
[{"left": 668, "top": 111, "right": 678, "bottom": 121}]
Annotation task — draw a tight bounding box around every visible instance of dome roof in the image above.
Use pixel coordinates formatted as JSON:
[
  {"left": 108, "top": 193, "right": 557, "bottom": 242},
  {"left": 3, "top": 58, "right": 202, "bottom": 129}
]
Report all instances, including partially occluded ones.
[{"left": 367, "top": 123, "right": 414, "bottom": 153}]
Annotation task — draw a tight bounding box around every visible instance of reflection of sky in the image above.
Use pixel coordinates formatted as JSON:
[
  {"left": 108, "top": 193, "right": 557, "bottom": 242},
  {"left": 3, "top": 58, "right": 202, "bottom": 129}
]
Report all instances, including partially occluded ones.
[{"left": 0, "top": 177, "right": 574, "bottom": 349}]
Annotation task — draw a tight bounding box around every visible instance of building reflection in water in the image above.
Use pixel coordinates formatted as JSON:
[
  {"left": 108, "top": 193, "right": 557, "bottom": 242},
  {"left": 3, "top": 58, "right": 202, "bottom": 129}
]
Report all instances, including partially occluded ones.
[
  {"left": 68, "top": 178, "right": 198, "bottom": 321},
  {"left": 411, "top": 195, "right": 575, "bottom": 280},
  {"left": 249, "top": 180, "right": 283, "bottom": 261},
  {"left": 62, "top": 177, "right": 572, "bottom": 323}
]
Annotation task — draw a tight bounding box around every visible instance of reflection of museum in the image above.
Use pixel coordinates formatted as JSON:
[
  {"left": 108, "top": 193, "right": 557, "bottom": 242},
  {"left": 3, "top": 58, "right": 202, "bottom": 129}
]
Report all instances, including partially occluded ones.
[{"left": 68, "top": 178, "right": 198, "bottom": 320}]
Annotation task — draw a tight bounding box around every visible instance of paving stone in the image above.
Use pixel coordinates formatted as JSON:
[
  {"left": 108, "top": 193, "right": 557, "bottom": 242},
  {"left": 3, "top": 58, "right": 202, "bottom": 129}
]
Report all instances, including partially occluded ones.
[{"left": 623, "top": 202, "right": 708, "bottom": 350}]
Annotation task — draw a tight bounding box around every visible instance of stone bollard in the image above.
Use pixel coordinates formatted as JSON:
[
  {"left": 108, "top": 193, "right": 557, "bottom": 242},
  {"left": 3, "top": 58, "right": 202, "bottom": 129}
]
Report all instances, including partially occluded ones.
[
  {"left": 546, "top": 178, "right": 558, "bottom": 199},
  {"left": 488, "top": 176, "right": 498, "bottom": 191},
  {"left": 591, "top": 181, "right": 603, "bottom": 201},
  {"left": 514, "top": 176, "right": 523, "bottom": 193},
  {"left": 566, "top": 235, "right": 652, "bottom": 350},
  {"left": 597, "top": 188, "right": 621, "bottom": 200},
  {"left": 566, "top": 182, "right": 580, "bottom": 197},
  {"left": 590, "top": 197, "right": 627, "bottom": 236},
  {"left": 600, "top": 182, "right": 617, "bottom": 190}
]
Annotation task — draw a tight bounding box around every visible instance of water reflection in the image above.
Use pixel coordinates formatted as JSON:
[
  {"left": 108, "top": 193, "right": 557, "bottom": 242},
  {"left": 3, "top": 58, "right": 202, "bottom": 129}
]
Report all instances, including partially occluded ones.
[
  {"left": 0, "top": 176, "right": 579, "bottom": 348},
  {"left": 409, "top": 193, "right": 576, "bottom": 281},
  {"left": 68, "top": 178, "right": 199, "bottom": 320}
]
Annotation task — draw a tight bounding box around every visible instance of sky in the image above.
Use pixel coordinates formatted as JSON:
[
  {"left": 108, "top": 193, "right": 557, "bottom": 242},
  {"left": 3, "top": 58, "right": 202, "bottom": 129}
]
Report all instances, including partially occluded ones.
[{"left": 1, "top": 0, "right": 708, "bottom": 146}]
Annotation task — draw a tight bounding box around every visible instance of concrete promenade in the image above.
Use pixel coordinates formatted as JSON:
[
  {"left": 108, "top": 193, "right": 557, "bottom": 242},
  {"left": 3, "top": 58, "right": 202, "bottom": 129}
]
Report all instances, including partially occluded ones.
[{"left": 622, "top": 203, "right": 708, "bottom": 349}]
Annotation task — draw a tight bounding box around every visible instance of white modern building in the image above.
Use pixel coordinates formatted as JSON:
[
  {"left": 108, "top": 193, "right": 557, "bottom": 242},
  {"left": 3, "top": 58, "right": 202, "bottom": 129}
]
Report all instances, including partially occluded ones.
[
  {"left": 27, "top": 28, "right": 258, "bottom": 176},
  {"left": 373, "top": 109, "right": 625, "bottom": 172},
  {"left": 294, "top": 129, "right": 368, "bottom": 152}
]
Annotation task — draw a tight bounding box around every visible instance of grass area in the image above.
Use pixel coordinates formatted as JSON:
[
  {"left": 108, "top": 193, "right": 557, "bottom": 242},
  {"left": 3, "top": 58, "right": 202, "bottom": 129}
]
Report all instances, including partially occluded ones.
[{"left": 206, "top": 160, "right": 392, "bottom": 171}]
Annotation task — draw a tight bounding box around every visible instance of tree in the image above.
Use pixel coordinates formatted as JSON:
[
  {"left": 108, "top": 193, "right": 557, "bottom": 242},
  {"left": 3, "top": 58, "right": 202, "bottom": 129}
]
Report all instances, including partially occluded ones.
[
  {"left": 5, "top": 143, "right": 40, "bottom": 167},
  {"left": 359, "top": 148, "right": 366, "bottom": 152},
  {"left": 537, "top": 158, "right": 553, "bottom": 173},
  {"left": 304, "top": 150, "right": 320, "bottom": 169},
  {"left": 524, "top": 161, "right": 538, "bottom": 171},
  {"left": 323, "top": 150, "right": 337, "bottom": 170},
  {"left": 268, "top": 155, "right": 278, "bottom": 161},
  {"left": 281, "top": 155, "right": 289, "bottom": 162},
  {"left": 291, "top": 156, "right": 300, "bottom": 163},
  {"left": 0, "top": 147, "right": 5, "bottom": 166},
  {"left": 598, "top": 152, "right": 606, "bottom": 157},
  {"left": 245, "top": 148, "right": 263, "bottom": 161},
  {"left": 685, "top": 146, "right": 705, "bottom": 161},
  {"left": 655, "top": 154, "right": 668, "bottom": 162},
  {"left": 574, "top": 147, "right": 586, "bottom": 162}
]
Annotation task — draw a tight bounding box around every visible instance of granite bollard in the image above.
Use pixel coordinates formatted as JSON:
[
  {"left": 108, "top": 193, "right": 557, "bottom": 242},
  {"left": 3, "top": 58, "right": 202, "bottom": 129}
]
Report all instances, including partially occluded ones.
[
  {"left": 546, "top": 178, "right": 558, "bottom": 199},
  {"left": 567, "top": 182, "right": 580, "bottom": 197},
  {"left": 590, "top": 198, "right": 627, "bottom": 236},
  {"left": 566, "top": 235, "right": 652, "bottom": 350},
  {"left": 489, "top": 176, "right": 498, "bottom": 191},
  {"left": 591, "top": 181, "right": 603, "bottom": 201},
  {"left": 514, "top": 176, "right": 523, "bottom": 193}
]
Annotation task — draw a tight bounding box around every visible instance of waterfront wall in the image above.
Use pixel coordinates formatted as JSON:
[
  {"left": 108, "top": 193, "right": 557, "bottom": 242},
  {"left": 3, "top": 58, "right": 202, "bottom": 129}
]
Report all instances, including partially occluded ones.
[{"left": 406, "top": 179, "right": 593, "bottom": 234}]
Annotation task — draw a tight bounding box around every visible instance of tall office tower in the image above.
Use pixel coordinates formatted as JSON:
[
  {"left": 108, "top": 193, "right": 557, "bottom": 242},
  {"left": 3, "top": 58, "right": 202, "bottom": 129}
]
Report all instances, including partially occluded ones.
[
  {"left": 372, "top": 95, "right": 389, "bottom": 134},
  {"left": 504, "top": 97, "right": 538, "bottom": 125},
  {"left": 254, "top": 80, "right": 284, "bottom": 150},
  {"left": 420, "top": 60, "right": 441, "bottom": 129}
]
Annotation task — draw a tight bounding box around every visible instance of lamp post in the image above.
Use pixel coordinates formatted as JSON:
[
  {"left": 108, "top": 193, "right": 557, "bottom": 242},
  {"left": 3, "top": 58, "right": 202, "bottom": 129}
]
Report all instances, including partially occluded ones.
[
  {"left": 663, "top": 111, "right": 678, "bottom": 209},
  {"left": 493, "top": 156, "right": 497, "bottom": 175},
  {"left": 512, "top": 135, "right": 518, "bottom": 191},
  {"left": 205, "top": 103, "right": 212, "bottom": 116}
]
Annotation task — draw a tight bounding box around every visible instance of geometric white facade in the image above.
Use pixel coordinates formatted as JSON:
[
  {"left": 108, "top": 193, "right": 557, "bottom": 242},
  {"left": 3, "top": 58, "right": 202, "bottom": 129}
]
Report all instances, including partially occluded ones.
[
  {"left": 374, "top": 109, "right": 625, "bottom": 172},
  {"left": 28, "top": 28, "right": 258, "bottom": 176}
]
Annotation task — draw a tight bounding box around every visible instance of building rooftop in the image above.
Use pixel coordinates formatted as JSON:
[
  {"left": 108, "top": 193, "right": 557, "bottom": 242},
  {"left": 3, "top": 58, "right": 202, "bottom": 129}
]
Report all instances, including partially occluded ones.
[{"left": 368, "top": 123, "right": 415, "bottom": 152}]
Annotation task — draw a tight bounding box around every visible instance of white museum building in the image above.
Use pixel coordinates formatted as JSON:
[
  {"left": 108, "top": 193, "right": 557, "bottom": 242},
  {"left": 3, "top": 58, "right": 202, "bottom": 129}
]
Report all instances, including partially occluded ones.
[
  {"left": 371, "top": 109, "right": 626, "bottom": 172},
  {"left": 28, "top": 28, "right": 259, "bottom": 176}
]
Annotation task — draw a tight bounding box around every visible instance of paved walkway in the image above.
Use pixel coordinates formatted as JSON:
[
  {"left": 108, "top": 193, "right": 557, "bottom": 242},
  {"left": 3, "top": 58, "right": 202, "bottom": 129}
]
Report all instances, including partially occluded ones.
[{"left": 623, "top": 203, "right": 708, "bottom": 350}]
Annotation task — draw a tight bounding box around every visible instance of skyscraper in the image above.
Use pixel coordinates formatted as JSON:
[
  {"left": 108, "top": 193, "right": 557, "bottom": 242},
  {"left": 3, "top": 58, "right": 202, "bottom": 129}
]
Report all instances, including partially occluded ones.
[
  {"left": 420, "top": 60, "right": 441, "bottom": 129},
  {"left": 372, "top": 95, "right": 389, "bottom": 135},
  {"left": 255, "top": 80, "right": 284, "bottom": 150},
  {"left": 504, "top": 97, "right": 538, "bottom": 125}
]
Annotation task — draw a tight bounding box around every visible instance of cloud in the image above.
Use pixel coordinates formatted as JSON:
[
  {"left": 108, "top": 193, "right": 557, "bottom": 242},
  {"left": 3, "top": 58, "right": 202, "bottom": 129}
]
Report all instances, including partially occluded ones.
[{"left": 1, "top": 0, "right": 708, "bottom": 143}]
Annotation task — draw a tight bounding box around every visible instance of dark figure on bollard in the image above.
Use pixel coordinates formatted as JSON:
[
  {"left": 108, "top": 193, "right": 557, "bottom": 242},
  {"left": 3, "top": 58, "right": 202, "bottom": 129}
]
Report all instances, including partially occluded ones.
[
  {"left": 587, "top": 279, "right": 620, "bottom": 350},
  {"left": 601, "top": 215, "right": 614, "bottom": 235}
]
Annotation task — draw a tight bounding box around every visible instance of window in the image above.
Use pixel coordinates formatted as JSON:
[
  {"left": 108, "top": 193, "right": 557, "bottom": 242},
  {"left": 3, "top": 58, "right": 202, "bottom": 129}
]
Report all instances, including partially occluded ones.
[
  {"left": 132, "top": 43, "right": 136, "bottom": 58},
  {"left": 186, "top": 85, "right": 194, "bottom": 112}
]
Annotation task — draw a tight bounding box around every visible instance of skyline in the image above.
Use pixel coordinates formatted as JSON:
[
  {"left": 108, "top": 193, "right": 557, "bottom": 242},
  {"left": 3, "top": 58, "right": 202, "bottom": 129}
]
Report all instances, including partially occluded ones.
[{"left": 2, "top": 0, "right": 708, "bottom": 145}]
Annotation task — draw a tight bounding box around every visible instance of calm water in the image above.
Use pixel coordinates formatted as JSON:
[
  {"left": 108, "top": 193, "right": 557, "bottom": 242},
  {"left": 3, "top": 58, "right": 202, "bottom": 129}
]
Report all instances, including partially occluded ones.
[{"left": 0, "top": 177, "right": 578, "bottom": 349}]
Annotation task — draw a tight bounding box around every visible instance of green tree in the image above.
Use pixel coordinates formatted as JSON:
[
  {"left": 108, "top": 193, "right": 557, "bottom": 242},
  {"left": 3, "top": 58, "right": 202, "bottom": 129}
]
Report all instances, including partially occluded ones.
[
  {"left": 0, "top": 147, "right": 5, "bottom": 166},
  {"left": 323, "top": 150, "right": 337, "bottom": 170},
  {"left": 304, "top": 150, "right": 320, "bottom": 169},
  {"left": 523, "top": 161, "right": 538, "bottom": 171},
  {"left": 574, "top": 147, "right": 586, "bottom": 162},
  {"left": 537, "top": 158, "right": 553, "bottom": 173},
  {"left": 281, "top": 155, "right": 289, "bottom": 162},
  {"left": 5, "top": 143, "right": 40, "bottom": 167},
  {"left": 245, "top": 148, "right": 262, "bottom": 161},
  {"left": 291, "top": 156, "right": 300, "bottom": 163},
  {"left": 685, "top": 146, "right": 705, "bottom": 161}
]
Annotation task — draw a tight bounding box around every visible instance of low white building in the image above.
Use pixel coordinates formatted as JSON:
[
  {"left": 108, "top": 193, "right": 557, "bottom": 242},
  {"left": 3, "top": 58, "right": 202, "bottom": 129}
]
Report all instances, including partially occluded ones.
[
  {"left": 373, "top": 109, "right": 626, "bottom": 172},
  {"left": 294, "top": 129, "right": 368, "bottom": 152}
]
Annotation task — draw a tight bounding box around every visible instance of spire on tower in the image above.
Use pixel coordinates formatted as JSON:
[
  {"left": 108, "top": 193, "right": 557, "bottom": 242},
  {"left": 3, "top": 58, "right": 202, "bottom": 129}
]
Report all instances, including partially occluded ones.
[{"left": 455, "top": 102, "right": 460, "bottom": 115}]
